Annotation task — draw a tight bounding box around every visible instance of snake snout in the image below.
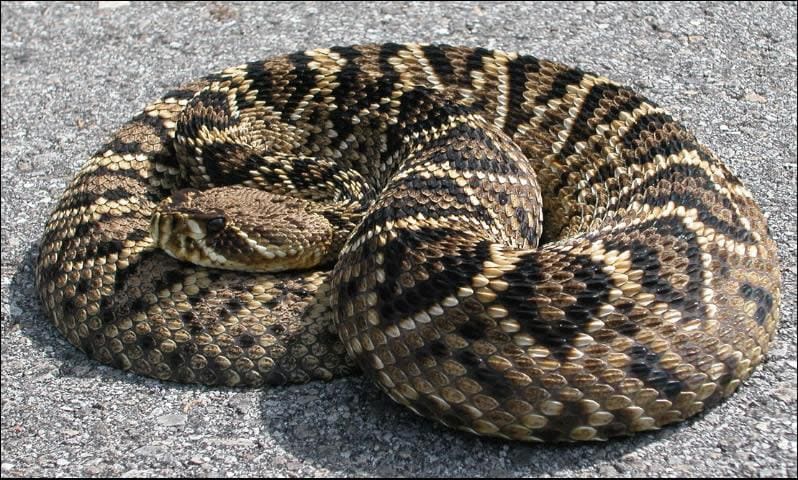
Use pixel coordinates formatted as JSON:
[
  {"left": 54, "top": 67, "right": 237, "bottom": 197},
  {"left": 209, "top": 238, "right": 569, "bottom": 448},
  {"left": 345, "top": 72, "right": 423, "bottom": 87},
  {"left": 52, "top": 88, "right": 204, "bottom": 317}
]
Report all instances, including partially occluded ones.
[
  {"left": 150, "top": 210, "right": 197, "bottom": 252},
  {"left": 150, "top": 211, "right": 169, "bottom": 249}
]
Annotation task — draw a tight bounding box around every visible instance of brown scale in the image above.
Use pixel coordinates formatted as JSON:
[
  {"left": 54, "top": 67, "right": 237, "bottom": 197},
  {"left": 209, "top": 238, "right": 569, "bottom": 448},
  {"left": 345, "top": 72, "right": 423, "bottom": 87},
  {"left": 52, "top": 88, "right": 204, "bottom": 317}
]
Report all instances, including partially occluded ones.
[{"left": 36, "top": 43, "right": 780, "bottom": 442}]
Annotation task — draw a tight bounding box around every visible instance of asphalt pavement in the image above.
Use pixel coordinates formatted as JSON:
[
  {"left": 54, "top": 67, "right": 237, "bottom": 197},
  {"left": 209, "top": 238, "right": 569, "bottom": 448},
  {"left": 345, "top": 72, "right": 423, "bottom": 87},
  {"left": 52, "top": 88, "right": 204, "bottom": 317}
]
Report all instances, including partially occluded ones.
[{"left": 2, "top": 2, "right": 796, "bottom": 477}]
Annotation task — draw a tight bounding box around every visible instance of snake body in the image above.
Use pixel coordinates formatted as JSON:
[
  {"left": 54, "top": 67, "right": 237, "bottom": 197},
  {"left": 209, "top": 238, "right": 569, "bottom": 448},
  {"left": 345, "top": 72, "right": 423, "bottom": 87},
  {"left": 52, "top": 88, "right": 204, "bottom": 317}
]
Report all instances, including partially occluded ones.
[{"left": 36, "top": 44, "right": 781, "bottom": 442}]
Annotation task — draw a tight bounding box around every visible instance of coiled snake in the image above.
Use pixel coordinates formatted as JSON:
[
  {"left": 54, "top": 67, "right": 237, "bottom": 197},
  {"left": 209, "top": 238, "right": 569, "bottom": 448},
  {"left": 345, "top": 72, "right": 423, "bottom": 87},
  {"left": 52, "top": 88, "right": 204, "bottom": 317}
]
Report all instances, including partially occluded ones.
[{"left": 36, "top": 44, "right": 781, "bottom": 442}]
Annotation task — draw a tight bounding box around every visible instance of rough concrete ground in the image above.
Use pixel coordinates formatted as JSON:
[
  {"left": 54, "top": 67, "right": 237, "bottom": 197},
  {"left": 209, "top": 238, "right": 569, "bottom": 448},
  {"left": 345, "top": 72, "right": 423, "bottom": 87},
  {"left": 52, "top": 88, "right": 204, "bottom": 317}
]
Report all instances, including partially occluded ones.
[{"left": 2, "top": 2, "right": 796, "bottom": 477}]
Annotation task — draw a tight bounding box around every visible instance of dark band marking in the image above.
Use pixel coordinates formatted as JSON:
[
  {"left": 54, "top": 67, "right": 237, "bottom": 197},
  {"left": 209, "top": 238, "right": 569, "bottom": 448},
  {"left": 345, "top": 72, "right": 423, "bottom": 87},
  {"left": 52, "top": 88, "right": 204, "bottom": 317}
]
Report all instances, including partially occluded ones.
[
  {"left": 376, "top": 43, "right": 408, "bottom": 160},
  {"left": 102, "top": 187, "right": 136, "bottom": 201},
  {"left": 197, "top": 143, "right": 262, "bottom": 186},
  {"left": 548, "top": 89, "right": 644, "bottom": 192},
  {"left": 608, "top": 159, "right": 754, "bottom": 243},
  {"left": 638, "top": 180, "right": 753, "bottom": 243},
  {"left": 350, "top": 198, "right": 491, "bottom": 259},
  {"left": 85, "top": 165, "right": 148, "bottom": 184},
  {"left": 373, "top": 226, "right": 515, "bottom": 401},
  {"left": 161, "top": 79, "right": 223, "bottom": 102},
  {"left": 393, "top": 87, "right": 467, "bottom": 132}
]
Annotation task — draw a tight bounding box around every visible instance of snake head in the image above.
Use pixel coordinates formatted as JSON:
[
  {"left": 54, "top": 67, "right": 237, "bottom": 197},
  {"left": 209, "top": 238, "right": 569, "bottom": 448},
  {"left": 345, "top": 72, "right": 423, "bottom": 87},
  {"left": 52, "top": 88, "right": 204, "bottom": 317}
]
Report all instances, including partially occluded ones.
[{"left": 151, "top": 186, "right": 334, "bottom": 272}]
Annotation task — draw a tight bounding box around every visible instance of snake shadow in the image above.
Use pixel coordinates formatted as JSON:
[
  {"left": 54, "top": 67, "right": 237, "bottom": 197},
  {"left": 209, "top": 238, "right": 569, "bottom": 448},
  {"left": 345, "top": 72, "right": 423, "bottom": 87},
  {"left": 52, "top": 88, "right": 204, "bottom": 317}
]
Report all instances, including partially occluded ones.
[
  {"left": 7, "top": 243, "right": 171, "bottom": 387},
  {"left": 255, "top": 374, "right": 689, "bottom": 476},
  {"left": 9, "top": 242, "right": 691, "bottom": 476}
]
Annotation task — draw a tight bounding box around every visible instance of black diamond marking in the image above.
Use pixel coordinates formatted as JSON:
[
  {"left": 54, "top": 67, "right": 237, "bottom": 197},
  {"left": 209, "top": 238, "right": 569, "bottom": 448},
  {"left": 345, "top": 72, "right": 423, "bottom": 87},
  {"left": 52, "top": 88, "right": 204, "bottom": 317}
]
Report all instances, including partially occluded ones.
[
  {"left": 548, "top": 91, "right": 644, "bottom": 193},
  {"left": 326, "top": 45, "right": 364, "bottom": 145},
  {"left": 417, "top": 120, "right": 522, "bottom": 175},
  {"left": 199, "top": 143, "right": 260, "bottom": 187},
  {"left": 280, "top": 52, "right": 319, "bottom": 122},
  {"left": 739, "top": 282, "right": 775, "bottom": 325},
  {"left": 603, "top": 217, "right": 706, "bottom": 319},
  {"left": 287, "top": 156, "right": 341, "bottom": 191},
  {"left": 557, "top": 83, "right": 621, "bottom": 159},
  {"left": 96, "top": 239, "right": 123, "bottom": 257},
  {"left": 581, "top": 152, "right": 756, "bottom": 243},
  {"left": 376, "top": 43, "right": 405, "bottom": 114},
  {"left": 179, "top": 89, "right": 238, "bottom": 137},
  {"left": 239, "top": 61, "right": 274, "bottom": 110},
  {"left": 349, "top": 192, "right": 494, "bottom": 252},
  {"left": 643, "top": 183, "right": 752, "bottom": 243},
  {"left": 533, "top": 69, "right": 585, "bottom": 109},
  {"left": 392, "top": 87, "right": 468, "bottom": 139},
  {"left": 624, "top": 350, "right": 684, "bottom": 399},
  {"left": 61, "top": 191, "right": 99, "bottom": 210},
  {"left": 89, "top": 165, "right": 148, "bottom": 183},
  {"left": 502, "top": 54, "right": 541, "bottom": 136},
  {"left": 499, "top": 251, "right": 631, "bottom": 359},
  {"left": 619, "top": 112, "right": 674, "bottom": 150},
  {"left": 421, "top": 44, "right": 456, "bottom": 86},
  {"left": 463, "top": 47, "right": 491, "bottom": 90},
  {"left": 372, "top": 227, "right": 489, "bottom": 327}
]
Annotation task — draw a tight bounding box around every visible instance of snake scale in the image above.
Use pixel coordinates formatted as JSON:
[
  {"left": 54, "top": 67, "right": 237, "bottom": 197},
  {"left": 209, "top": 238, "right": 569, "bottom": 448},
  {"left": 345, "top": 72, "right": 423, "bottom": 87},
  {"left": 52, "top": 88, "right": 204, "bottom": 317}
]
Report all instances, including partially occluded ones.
[{"left": 36, "top": 43, "right": 781, "bottom": 442}]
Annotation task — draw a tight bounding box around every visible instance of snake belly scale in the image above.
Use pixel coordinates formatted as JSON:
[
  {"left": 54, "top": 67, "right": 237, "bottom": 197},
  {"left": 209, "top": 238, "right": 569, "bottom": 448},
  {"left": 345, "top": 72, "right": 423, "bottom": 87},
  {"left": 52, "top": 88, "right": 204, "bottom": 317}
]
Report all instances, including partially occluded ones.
[{"left": 36, "top": 43, "right": 781, "bottom": 442}]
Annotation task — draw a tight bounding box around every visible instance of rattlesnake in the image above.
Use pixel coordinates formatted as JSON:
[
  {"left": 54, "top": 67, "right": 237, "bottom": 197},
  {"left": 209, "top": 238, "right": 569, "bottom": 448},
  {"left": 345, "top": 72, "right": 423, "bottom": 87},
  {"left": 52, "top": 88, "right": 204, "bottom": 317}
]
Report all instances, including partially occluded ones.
[{"left": 36, "top": 43, "right": 781, "bottom": 442}]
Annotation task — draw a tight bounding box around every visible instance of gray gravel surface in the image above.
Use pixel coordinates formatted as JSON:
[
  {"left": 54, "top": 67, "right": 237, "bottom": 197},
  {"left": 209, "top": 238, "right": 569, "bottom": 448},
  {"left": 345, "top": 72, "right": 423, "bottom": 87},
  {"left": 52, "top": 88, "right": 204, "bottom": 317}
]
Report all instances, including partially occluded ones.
[{"left": 2, "top": 2, "right": 796, "bottom": 477}]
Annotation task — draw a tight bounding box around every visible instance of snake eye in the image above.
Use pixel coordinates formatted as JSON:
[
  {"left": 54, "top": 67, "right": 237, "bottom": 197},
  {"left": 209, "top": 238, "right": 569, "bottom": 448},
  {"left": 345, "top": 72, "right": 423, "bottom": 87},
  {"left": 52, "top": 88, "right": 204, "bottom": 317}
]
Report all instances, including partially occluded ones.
[{"left": 206, "top": 217, "right": 226, "bottom": 234}]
